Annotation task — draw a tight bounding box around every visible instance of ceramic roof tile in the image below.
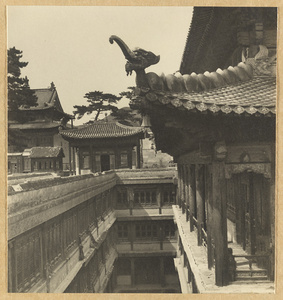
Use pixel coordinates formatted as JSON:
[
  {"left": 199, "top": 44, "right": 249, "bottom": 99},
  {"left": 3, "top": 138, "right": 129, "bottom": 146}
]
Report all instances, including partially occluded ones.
[
  {"left": 29, "top": 147, "right": 64, "bottom": 158},
  {"left": 60, "top": 122, "right": 144, "bottom": 139},
  {"left": 9, "top": 122, "right": 61, "bottom": 130},
  {"left": 145, "top": 76, "right": 276, "bottom": 116}
]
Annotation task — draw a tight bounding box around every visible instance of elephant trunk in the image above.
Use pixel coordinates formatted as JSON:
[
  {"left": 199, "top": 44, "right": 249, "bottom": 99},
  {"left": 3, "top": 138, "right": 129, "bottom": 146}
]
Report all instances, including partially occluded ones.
[{"left": 109, "top": 35, "right": 136, "bottom": 61}]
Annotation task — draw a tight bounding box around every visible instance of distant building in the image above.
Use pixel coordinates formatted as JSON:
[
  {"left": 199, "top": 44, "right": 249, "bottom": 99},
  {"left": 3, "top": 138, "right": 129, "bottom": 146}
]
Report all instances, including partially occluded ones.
[
  {"left": 60, "top": 121, "right": 145, "bottom": 174},
  {"left": 8, "top": 146, "right": 64, "bottom": 174},
  {"left": 8, "top": 82, "right": 73, "bottom": 171}
]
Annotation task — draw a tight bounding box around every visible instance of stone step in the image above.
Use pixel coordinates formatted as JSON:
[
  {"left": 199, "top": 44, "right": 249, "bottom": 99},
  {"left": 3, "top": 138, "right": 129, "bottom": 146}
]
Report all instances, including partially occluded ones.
[
  {"left": 232, "top": 280, "right": 273, "bottom": 285},
  {"left": 235, "top": 276, "right": 269, "bottom": 281},
  {"left": 236, "top": 269, "right": 267, "bottom": 277}
]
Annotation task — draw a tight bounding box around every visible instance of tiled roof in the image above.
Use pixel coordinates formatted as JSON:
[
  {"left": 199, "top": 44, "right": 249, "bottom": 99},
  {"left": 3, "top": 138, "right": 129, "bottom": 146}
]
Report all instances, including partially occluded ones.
[
  {"left": 142, "top": 76, "right": 276, "bottom": 116},
  {"left": 135, "top": 41, "right": 277, "bottom": 117},
  {"left": 29, "top": 147, "right": 64, "bottom": 158},
  {"left": 60, "top": 122, "right": 144, "bottom": 139},
  {"left": 9, "top": 121, "right": 61, "bottom": 130},
  {"left": 180, "top": 7, "right": 277, "bottom": 74},
  {"left": 33, "top": 89, "right": 55, "bottom": 108},
  {"left": 19, "top": 88, "right": 57, "bottom": 111},
  {"left": 20, "top": 85, "right": 68, "bottom": 115}
]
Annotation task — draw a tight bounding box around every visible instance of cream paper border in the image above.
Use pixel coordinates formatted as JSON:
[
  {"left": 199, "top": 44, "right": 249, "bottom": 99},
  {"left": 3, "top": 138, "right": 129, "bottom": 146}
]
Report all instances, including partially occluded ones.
[{"left": 0, "top": 0, "right": 281, "bottom": 299}]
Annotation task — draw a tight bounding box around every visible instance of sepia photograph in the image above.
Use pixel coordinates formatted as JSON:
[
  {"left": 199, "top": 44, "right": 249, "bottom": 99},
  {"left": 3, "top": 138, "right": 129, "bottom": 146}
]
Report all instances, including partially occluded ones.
[{"left": 4, "top": 3, "right": 278, "bottom": 296}]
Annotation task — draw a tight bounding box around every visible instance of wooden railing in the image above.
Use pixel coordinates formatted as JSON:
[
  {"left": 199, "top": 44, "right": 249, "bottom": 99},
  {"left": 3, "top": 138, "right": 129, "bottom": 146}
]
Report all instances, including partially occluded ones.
[
  {"left": 234, "top": 254, "right": 270, "bottom": 276},
  {"left": 228, "top": 252, "right": 271, "bottom": 282}
]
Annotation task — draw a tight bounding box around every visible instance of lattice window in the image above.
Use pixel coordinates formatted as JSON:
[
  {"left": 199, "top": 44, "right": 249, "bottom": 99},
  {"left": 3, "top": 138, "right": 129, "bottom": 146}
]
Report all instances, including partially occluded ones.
[
  {"left": 120, "top": 152, "right": 128, "bottom": 168},
  {"left": 135, "top": 222, "right": 158, "bottom": 240},
  {"left": 64, "top": 209, "right": 77, "bottom": 252},
  {"left": 134, "top": 190, "right": 157, "bottom": 205},
  {"left": 164, "top": 221, "right": 176, "bottom": 239},
  {"left": 14, "top": 229, "right": 42, "bottom": 292},
  {"left": 118, "top": 223, "right": 128, "bottom": 240},
  {"left": 45, "top": 219, "right": 62, "bottom": 266},
  {"left": 163, "top": 189, "right": 176, "bottom": 205}
]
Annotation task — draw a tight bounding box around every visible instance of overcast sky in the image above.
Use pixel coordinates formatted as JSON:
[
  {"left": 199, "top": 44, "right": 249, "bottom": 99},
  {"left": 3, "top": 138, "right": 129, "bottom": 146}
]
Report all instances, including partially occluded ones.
[{"left": 7, "top": 6, "right": 193, "bottom": 124}]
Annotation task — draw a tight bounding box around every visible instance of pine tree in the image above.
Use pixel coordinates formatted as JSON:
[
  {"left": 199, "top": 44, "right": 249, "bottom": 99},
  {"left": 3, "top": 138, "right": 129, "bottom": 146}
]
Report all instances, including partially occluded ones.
[
  {"left": 8, "top": 47, "right": 38, "bottom": 112},
  {"left": 8, "top": 47, "right": 38, "bottom": 150},
  {"left": 73, "top": 91, "right": 121, "bottom": 122}
]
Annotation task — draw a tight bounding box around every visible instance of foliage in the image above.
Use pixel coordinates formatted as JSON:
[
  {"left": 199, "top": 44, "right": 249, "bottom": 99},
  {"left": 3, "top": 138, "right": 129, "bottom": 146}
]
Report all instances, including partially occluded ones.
[
  {"left": 119, "top": 86, "right": 135, "bottom": 100},
  {"left": 8, "top": 47, "right": 38, "bottom": 112},
  {"left": 73, "top": 91, "right": 121, "bottom": 121},
  {"left": 109, "top": 107, "right": 142, "bottom": 126},
  {"left": 8, "top": 47, "right": 38, "bottom": 151}
]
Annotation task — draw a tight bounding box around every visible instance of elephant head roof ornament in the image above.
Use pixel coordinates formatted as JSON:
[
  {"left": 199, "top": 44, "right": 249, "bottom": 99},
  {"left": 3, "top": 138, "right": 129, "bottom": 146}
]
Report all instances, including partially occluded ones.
[{"left": 110, "top": 35, "right": 276, "bottom": 116}]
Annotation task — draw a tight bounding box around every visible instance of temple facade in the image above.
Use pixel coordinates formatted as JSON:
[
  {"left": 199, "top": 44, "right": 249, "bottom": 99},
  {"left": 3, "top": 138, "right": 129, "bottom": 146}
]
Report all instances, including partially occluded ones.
[{"left": 8, "top": 83, "right": 73, "bottom": 172}]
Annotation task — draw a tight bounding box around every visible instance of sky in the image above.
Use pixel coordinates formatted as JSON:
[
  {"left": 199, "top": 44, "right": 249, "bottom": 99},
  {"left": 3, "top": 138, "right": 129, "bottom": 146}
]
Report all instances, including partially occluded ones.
[{"left": 7, "top": 6, "right": 193, "bottom": 125}]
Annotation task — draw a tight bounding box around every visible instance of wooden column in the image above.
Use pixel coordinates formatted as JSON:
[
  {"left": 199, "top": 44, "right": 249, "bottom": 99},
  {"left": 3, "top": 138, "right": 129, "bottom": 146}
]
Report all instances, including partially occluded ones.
[
  {"left": 188, "top": 165, "right": 196, "bottom": 232},
  {"left": 160, "top": 257, "right": 165, "bottom": 286},
  {"left": 137, "top": 139, "right": 141, "bottom": 169},
  {"left": 177, "top": 164, "right": 182, "bottom": 208},
  {"left": 269, "top": 143, "right": 275, "bottom": 280},
  {"left": 8, "top": 242, "right": 14, "bottom": 292},
  {"left": 72, "top": 147, "right": 76, "bottom": 175},
  {"left": 131, "top": 258, "right": 135, "bottom": 286},
  {"left": 127, "top": 187, "right": 134, "bottom": 216},
  {"left": 130, "top": 222, "right": 135, "bottom": 251},
  {"left": 115, "top": 149, "right": 120, "bottom": 169},
  {"left": 159, "top": 223, "right": 163, "bottom": 250},
  {"left": 128, "top": 149, "right": 132, "bottom": 169},
  {"left": 68, "top": 143, "right": 72, "bottom": 174},
  {"left": 75, "top": 148, "right": 80, "bottom": 175},
  {"left": 132, "top": 146, "right": 137, "bottom": 169},
  {"left": 196, "top": 164, "right": 205, "bottom": 246},
  {"left": 157, "top": 186, "right": 162, "bottom": 214},
  {"left": 205, "top": 164, "right": 214, "bottom": 269},
  {"left": 180, "top": 165, "right": 185, "bottom": 214},
  {"left": 90, "top": 145, "right": 93, "bottom": 173},
  {"left": 184, "top": 165, "right": 189, "bottom": 222},
  {"left": 212, "top": 161, "right": 228, "bottom": 286}
]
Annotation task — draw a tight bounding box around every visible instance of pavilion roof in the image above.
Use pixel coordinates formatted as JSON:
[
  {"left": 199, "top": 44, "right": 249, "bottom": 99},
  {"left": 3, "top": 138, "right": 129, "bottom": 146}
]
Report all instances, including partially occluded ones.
[{"left": 60, "top": 122, "right": 144, "bottom": 140}]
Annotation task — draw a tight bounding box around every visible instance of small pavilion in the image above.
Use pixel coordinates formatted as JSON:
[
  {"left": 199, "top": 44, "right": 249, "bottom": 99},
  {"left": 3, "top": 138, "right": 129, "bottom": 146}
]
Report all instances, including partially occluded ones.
[{"left": 60, "top": 121, "right": 144, "bottom": 174}]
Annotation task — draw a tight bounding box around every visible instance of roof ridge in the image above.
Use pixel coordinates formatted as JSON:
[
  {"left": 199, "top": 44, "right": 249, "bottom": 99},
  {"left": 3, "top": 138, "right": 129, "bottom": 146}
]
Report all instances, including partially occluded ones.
[
  {"left": 115, "top": 121, "right": 143, "bottom": 131},
  {"left": 144, "top": 45, "right": 276, "bottom": 95},
  {"left": 31, "top": 146, "right": 62, "bottom": 149},
  {"left": 32, "top": 88, "right": 53, "bottom": 91}
]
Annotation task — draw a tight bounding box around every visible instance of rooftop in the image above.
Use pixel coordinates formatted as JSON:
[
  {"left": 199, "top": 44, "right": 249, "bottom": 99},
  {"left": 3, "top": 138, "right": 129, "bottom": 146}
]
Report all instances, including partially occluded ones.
[
  {"left": 60, "top": 121, "right": 144, "bottom": 140},
  {"left": 29, "top": 146, "right": 65, "bottom": 158},
  {"left": 141, "top": 75, "right": 276, "bottom": 116},
  {"left": 180, "top": 7, "right": 277, "bottom": 74},
  {"left": 9, "top": 121, "right": 62, "bottom": 130},
  {"left": 18, "top": 83, "right": 73, "bottom": 119}
]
